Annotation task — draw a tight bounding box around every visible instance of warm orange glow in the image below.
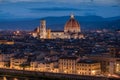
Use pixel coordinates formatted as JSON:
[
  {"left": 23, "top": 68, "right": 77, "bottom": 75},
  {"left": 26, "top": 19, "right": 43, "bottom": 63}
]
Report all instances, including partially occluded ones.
[{"left": 92, "top": 70, "right": 96, "bottom": 75}]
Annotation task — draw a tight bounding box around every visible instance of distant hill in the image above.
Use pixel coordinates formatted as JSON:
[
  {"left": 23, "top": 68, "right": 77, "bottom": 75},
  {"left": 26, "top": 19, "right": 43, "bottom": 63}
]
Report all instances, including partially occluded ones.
[{"left": 0, "top": 16, "right": 120, "bottom": 31}]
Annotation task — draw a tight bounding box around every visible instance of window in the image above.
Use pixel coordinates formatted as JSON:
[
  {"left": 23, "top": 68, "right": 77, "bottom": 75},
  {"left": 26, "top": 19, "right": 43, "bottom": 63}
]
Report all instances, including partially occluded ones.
[{"left": 89, "top": 69, "right": 91, "bottom": 71}]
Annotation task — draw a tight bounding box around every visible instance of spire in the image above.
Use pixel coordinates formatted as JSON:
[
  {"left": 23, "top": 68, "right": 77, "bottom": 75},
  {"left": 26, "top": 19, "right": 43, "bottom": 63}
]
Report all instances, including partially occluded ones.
[{"left": 70, "top": 13, "right": 74, "bottom": 19}]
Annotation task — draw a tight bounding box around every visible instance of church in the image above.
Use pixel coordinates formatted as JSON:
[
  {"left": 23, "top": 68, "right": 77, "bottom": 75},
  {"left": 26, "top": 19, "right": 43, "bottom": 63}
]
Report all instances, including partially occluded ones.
[{"left": 32, "top": 14, "right": 84, "bottom": 39}]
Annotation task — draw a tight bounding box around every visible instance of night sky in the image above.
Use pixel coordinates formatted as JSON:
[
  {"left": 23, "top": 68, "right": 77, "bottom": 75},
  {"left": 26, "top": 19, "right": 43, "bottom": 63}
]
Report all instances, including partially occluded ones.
[{"left": 0, "top": 0, "right": 120, "bottom": 21}]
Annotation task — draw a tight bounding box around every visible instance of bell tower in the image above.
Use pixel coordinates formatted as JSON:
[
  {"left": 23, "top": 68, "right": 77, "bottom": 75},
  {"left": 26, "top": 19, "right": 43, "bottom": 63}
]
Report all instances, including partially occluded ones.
[{"left": 40, "top": 20, "right": 46, "bottom": 39}]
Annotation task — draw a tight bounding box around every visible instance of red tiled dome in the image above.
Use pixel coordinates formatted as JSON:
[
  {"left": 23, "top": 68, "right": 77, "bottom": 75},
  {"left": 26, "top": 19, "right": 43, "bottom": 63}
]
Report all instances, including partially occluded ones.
[{"left": 64, "top": 14, "right": 81, "bottom": 33}]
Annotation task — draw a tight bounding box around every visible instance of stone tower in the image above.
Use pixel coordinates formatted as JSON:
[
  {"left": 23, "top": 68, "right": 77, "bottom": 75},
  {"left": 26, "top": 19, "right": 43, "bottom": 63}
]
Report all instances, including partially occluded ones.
[{"left": 40, "top": 20, "right": 46, "bottom": 39}]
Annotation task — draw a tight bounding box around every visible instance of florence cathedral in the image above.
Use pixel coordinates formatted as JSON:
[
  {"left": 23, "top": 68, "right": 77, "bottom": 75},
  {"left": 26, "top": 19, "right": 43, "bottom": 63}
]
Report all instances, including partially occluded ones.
[{"left": 32, "top": 14, "right": 84, "bottom": 39}]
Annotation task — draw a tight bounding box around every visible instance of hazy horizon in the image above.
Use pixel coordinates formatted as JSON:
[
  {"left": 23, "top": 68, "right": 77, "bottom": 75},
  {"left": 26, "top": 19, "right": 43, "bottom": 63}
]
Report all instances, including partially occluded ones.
[
  {"left": 0, "top": 0, "right": 120, "bottom": 21},
  {"left": 0, "top": 0, "right": 120, "bottom": 30}
]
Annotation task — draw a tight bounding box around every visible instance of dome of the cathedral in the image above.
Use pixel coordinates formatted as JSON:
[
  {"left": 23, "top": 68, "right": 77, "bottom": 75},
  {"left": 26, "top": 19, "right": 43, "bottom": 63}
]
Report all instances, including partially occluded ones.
[{"left": 64, "top": 14, "right": 81, "bottom": 33}]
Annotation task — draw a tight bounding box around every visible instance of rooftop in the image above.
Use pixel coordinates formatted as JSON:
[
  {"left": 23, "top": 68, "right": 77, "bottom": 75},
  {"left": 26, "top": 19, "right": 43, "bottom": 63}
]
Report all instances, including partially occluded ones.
[
  {"left": 60, "top": 56, "right": 78, "bottom": 60},
  {"left": 77, "top": 59, "right": 98, "bottom": 64}
]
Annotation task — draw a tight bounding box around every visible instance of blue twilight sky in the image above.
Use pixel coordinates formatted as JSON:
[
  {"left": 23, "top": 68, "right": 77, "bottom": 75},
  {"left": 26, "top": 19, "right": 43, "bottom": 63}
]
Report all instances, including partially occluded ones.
[{"left": 0, "top": 0, "right": 120, "bottom": 20}]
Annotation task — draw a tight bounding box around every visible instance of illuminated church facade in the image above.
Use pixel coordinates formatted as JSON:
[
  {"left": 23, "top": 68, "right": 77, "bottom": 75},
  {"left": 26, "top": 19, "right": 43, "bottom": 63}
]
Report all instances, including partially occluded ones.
[{"left": 32, "top": 14, "right": 84, "bottom": 39}]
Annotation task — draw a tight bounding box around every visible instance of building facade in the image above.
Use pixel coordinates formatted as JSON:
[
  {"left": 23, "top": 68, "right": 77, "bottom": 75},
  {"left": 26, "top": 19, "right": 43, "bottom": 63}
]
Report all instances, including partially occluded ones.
[
  {"left": 0, "top": 53, "right": 14, "bottom": 68},
  {"left": 59, "top": 56, "right": 77, "bottom": 74},
  {"left": 76, "top": 60, "right": 101, "bottom": 75},
  {"left": 88, "top": 55, "right": 120, "bottom": 75},
  {"left": 59, "top": 56, "right": 101, "bottom": 75},
  {"left": 30, "top": 61, "right": 59, "bottom": 73},
  {"left": 10, "top": 57, "right": 27, "bottom": 69}
]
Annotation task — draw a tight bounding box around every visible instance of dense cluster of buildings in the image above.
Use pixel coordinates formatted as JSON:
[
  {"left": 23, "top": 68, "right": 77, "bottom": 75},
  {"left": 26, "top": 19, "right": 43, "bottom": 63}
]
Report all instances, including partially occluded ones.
[
  {"left": 0, "top": 15, "right": 120, "bottom": 78},
  {"left": 0, "top": 49, "right": 120, "bottom": 76}
]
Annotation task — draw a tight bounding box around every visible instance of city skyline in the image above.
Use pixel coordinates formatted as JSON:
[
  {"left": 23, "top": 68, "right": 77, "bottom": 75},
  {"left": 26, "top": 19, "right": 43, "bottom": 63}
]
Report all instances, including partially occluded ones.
[{"left": 0, "top": 1, "right": 120, "bottom": 80}]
